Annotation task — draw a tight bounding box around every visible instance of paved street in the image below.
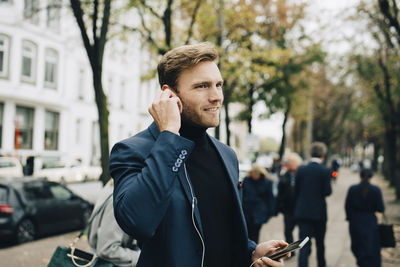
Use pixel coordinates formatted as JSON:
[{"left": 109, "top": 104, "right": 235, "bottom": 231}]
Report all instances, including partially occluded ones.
[{"left": 0, "top": 167, "right": 399, "bottom": 267}]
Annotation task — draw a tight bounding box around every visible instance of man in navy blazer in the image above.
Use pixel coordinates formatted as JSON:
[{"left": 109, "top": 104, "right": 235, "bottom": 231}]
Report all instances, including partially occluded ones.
[
  {"left": 110, "top": 43, "right": 288, "bottom": 267},
  {"left": 294, "top": 142, "right": 332, "bottom": 267}
]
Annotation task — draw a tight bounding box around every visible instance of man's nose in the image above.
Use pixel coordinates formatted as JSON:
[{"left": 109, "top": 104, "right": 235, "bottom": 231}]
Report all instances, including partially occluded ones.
[{"left": 209, "top": 85, "right": 223, "bottom": 102}]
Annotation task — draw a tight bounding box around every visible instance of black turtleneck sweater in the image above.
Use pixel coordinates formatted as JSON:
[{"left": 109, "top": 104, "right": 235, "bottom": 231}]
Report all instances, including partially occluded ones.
[{"left": 180, "top": 122, "right": 235, "bottom": 267}]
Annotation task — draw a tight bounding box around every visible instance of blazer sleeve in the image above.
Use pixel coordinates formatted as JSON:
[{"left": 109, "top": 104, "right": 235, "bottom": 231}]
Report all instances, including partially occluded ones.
[
  {"left": 323, "top": 168, "right": 332, "bottom": 197},
  {"left": 110, "top": 131, "right": 194, "bottom": 240}
]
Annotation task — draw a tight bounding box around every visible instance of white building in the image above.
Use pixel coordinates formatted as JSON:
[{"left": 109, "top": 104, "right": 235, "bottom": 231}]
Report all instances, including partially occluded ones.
[{"left": 0, "top": 0, "right": 157, "bottom": 173}]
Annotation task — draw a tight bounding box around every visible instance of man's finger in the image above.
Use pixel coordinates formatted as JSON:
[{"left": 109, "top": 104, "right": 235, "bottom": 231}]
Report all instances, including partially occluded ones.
[{"left": 160, "top": 88, "right": 174, "bottom": 100}]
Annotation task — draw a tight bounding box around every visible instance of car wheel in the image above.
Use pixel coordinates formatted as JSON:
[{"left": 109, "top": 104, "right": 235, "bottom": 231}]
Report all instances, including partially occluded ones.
[
  {"left": 16, "top": 219, "right": 36, "bottom": 244},
  {"left": 81, "top": 207, "right": 92, "bottom": 227}
]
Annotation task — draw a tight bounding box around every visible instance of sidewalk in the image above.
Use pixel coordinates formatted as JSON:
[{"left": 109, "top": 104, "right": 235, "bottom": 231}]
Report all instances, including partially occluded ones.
[
  {"left": 260, "top": 167, "right": 400, "bottom": 267},
  {"left": 0, "top": 168, "right": 399, "bottom": 267}
]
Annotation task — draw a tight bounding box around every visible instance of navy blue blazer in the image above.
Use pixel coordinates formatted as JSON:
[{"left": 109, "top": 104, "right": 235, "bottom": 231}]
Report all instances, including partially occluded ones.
[
  {"left": 110, "top": 122, "right": 257, "bottom": 267},
  {"left": 243, "top": 177, "right": 275, "bottom": 224},
  {"left": 294, "top": 161, "right": 332, "bottom": 221}
]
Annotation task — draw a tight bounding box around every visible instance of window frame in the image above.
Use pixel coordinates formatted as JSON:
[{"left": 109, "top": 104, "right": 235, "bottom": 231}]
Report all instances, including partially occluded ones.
[
  {"left": 46, "top": 0, "right": 61, "bottom": 31},
  {"left": 21, "top": 40, "right": 37, "bottom": 84},
  {"left": 44, "top": 109, "right": 59, "bottom": 151},
  {"left": 44, "top": 48, "right": 58, "bottom": 89},
  {"left": 0, "top": 34, "right": 10, "bottom": 79},
  {"left": 15, "top": 105, "right": 34, "bottom": 150},
  {"left": 23, "top": 0, "right": 39, "bottom": 25}
]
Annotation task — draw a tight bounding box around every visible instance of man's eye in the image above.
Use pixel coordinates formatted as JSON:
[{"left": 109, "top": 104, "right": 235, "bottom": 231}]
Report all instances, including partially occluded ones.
[
  {"left": 217, "top": 83, "right": 223, "bottom": 87},
  {"left": 196, "top": 84, "right": 207, "bottom": 88}
]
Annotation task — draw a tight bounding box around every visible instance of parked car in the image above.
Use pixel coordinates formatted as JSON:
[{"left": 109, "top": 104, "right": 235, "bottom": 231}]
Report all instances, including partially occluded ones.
[
  {"left": 0, "top": 157, "right": 23, "bottom": 178},
  {"left": 34, "top": 162, "right": 101, "bottom": 183},
  {"left": 0, "top": 177, "right": 93, "bottom": 244}
]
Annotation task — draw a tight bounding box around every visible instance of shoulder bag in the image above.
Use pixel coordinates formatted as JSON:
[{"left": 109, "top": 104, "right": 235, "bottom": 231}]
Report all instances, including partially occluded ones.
[
  {"left": 378, "top": 213, "right": 396, "bottom": 248},
  {"left": 47, "top": 194, "right": 114, "bottom": 267}
]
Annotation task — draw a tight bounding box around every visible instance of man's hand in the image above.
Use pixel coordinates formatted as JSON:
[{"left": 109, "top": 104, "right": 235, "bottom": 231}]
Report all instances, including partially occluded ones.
[
  {"left": 251, "top": 240, "right": 288, "bottom": 267},
  {"left": 148, "top": 88, "right": 182, "bottom": 135}
]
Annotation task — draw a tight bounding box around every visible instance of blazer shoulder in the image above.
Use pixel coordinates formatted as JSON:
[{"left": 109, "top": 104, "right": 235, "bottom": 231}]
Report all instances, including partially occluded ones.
[{"left": 111, "top": 127, "right": 155, "bottom": 156}]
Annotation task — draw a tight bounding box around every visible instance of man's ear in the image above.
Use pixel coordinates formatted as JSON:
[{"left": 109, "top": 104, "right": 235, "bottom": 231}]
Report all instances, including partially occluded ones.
[{"left": 161, "top": 84, "right": 171, "bottom": 91}]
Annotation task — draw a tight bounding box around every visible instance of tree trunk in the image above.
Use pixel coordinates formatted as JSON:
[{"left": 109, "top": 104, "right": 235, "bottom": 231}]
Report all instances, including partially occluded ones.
[
  {"left": 383, "top": 127, "right": 397, "bottom": 186},
  {"left": 93, "top": 70, "right": 110, "bottom": 185},
  {"left": 224, "top": 102, "right": 231, "bottom": 146},
  {"left": 247, "top": 84, "right": 254, "bottom": 133},
  {"left": 279, "top": 101, "right": 291, "bottom": 160}
]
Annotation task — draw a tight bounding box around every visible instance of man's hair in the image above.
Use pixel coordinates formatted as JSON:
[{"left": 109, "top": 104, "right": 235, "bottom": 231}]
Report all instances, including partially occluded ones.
[
  {"left": 157, "top": 42, "right": 219, "bottom": 91},
  {"left": 310, "top": 142, "right": 327, "bottom": 158}
]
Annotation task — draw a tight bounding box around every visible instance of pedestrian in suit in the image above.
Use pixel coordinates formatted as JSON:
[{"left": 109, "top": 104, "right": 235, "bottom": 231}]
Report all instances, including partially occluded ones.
[
  {"left": 345, "top": 169, "right": 384, "bottom": 267},
  {"left": 110, "top": 43, "right": 288, "bottom": 267},
  {"left": 294, "top": 142, "right": 332, "bottom": 267},
  {"left": 243, "top": 164, "right": 275, "bottom": 243},
  {"left": 276, "top": 153, "right": 301, "bottom": 246}
]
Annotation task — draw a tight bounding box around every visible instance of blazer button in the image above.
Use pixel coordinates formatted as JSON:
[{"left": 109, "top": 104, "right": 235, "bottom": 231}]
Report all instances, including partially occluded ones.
[
  {"left": 181, "top": 149, "right": 187, "bottom": 155},
  {"left": 177, "top": 158, "right": 183, "bottom": 164},
  {"left": 172, "top": 166, "right": 178, "bottom": 172},
  {"left": 175, "top": 162, "right": 181, "bottom": 168},
  {"left": 179, "top": 154, "right": 185, "bottom": 159}
]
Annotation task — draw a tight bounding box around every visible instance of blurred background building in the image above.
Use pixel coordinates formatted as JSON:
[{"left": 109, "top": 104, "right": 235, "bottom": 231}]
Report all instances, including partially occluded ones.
[{"left": 0, "top": 0, "right": 159, "bottom": 173}]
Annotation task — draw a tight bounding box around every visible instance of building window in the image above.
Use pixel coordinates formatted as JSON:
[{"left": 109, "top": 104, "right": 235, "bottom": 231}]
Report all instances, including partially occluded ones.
[
  {"left": 0, "top": 34, "right": 10, "bottom": 78},
  {"left": 46, "top": 0, "right": 61, "bottom": 31},
  {"left": 21, "top": 40, "right": 37, "bottom": 83},
  {"left": 44, "top": 48, "right": 58, "bottom": 88},
  {"left": 0, "top": 103, "right": 3, "bottom": 148},
  {"left": 24, "top": 0, "right": 39, "bottom": 24},
  {"left": 44, "top": 110, "right": 59, "bottom": 150},
  {"left": 15, "top": 106, "right": 34, "bottom": 150},
  {"left": 77, "top": 67, "right": 85, "bottom": 100}
]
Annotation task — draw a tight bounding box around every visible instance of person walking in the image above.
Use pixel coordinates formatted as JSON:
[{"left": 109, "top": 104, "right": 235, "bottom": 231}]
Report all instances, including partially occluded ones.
[
  {"left": 345, "top": 169, "right": 385, "bottom": 267},
  {"left": 294, "top": 142, "right": 332, "bottom": 267},
  {"left": 87, "top": 180, "right": 140, "bottom": 266},
  {"left": 110, "top": 43, "right": 288, "bottom": 267},
  {"left": 243, "top": 164, "right": 275, "bottom": 243},
  {"left": 276, "top": 153, "right": 301, "bottom": 246}
]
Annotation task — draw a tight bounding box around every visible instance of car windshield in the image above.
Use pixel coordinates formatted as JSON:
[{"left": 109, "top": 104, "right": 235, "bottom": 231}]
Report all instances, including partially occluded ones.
[
  {"left": 23, "top": 185, "right": 53, "bottom": 200},
  {"left": 42, "top": 162, "right": 65, "bottom": 169},
  {"left": 0, "top": 161, "right": 16, "bottom": 168}
]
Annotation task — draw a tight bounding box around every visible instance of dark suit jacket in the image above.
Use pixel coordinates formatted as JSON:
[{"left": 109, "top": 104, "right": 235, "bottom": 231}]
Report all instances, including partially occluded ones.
[
  {"left": 110, "top": 122, "right": 256, "bottom": 267},
  {"left": 294, "top": 161, "right": 332, "bottom": 221},
  {"left": 276, "top": 171, "right": 296, "bottom": 215},
  {"left": 243, "top": 177, "right": 275, "bottom": 225}
]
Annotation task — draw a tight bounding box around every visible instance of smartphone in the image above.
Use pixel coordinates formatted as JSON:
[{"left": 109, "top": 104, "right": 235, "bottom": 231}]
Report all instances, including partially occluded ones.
[{"left": 267, "top": 237, "right": 310, "bottom": 261}]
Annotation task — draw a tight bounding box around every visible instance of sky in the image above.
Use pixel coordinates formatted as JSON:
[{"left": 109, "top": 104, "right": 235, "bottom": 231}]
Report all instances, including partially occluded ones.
[{"left": 252, "top": 0, "right": 361, "bottom": 142}]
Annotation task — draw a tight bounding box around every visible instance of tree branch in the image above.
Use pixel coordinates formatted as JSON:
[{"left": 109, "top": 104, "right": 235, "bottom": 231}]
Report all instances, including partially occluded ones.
[
  {"left": 99, "top": 0, "right": 112, "bottom": 65},
  {"left": 185, "top": 0, "right": 203, "bottom": 45},
  {"left": 162, "top": 0, "right": 173, "bottom": 49},
  {"left": 140, "top": 0, "right": 162, "bottom": 19},
  {"left": 69, "top": 0, "right": 94, "bottom": 66},
  {"left": 93, "top": 0, "right": 98, "bottom": 47},
  {"left": 137, "top": 5, "right": 165, "bottom": 54},
  {"left": 378, "top": 0, "right": 400, "bottom": 46}
]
